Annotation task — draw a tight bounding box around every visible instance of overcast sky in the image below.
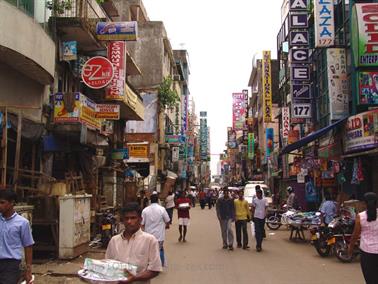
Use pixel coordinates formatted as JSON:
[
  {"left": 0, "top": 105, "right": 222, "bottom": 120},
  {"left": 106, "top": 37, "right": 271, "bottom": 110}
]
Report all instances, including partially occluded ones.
[{"left": 143, "top": 0, "right": 283, "bottom": 175}]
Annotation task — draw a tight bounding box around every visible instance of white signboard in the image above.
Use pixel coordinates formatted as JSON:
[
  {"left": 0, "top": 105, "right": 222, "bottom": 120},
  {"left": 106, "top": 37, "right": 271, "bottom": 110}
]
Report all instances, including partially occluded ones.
[
  {"left": 292, "top": 103, "right": 312, "bottom": 118},
  {"left": 314, "top": 0, "right": 335, "bottom": 47},
  {"left": 282, "top": 107, "right": 290, "bottom": 139},
  {"left": 326, "top": 48, "right": 349, "bottom": 121}
]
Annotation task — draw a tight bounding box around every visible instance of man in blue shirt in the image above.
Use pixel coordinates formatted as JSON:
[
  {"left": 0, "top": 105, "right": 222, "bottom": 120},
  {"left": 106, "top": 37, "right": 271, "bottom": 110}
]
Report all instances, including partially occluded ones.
[
  {"left": 0, "top": 189, "right": 34, "bottom": 283},
  {"left": 319, "top": 192, "right": 337, "bottom": 225}
]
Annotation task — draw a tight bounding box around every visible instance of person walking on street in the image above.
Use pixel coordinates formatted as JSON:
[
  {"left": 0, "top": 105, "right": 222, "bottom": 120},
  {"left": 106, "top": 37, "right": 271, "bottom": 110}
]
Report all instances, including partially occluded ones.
[
  {"left": 0, "top": 190, "right": 35, "bottom": 284},
  {"left": 176, "top": 191, "right": 191, "bottom": 242},
  {"left": 142, "top": 192, "right": 170, "bottom": 266},
  {"left": 189, "top": 187, "right": 196, "bottom": 207},
  {"left": 216, "top": 188, "right": 235, "bottom": 250},
  {"left": 348, "top": 192, "right": 378, "bottom": 284},
  {"left": 234, "top": 190, "right": 251, "bottom": 249},
  {"left": 198, "top": 189, "right": 206, "bottom": 209},
  {"left": 252, "top": 186, "right": 268, "bottom": 252},
  {"left": 137, "top": 190, "right": 149, "bottom": 210},
  {"left": 165, "top": 191, "right": 175, "bottom": 225},
  {"left": 106, "top": 202, "right": 162, "bottom": 283}
]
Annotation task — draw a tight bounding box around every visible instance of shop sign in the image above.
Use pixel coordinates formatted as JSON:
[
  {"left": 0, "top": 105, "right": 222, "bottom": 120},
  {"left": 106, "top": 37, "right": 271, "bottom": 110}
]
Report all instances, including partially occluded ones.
[
  {"left": 96, "top": 21, "right": 138, "bottom": 41},
  {"left": 128, "top": 144, "right": 148, "bottom": 158},
  {"left": 352, "top": 4, "right": 378, "bottom": 67},
  {"left": 61, "top": 41, "right": 77, "bottom": 61},
  {"left": 112, "top": 149, "right": 129, "bottom": 160},
  {"left": 326, "top": 48, "right": 349, "bottom": 120},
  {"left": 289, "top": 13, "right": 308, "bottom": 29},
  {"left": 80, "top": 95, "right": 102, "bottom": 130},
  {"left": 282, "top": 107, "right": 290, "bottom": 139},
  {"left": 344, "top": 109, "right": 378, "bottom": 153},
  {"left": 247, "top": 133, "right": 255, "bottom": 160},
  {"left": 291, "top": 66, "right": 310, "bottom": 81},
  {"left": 289, "top": 0, "right": 307, "bottom": 11},
  {"left": 82, "top": 56, "right": 114, "bottom": 89},
  {"left": 314, "top": 0, "right": 335, "bottom": 47},
  {"left": 165, "top": 135, "right": 186, "bottom": 144},
  {"left": 232, "top": 92, "right": 247, "bottom": 130},
  {"left": 266, "top": 128, "right": 274, "bottom": 158},
  {"left": 292, "top": 103, "right": 311, "bottom": 118},
  {"left": 228, "top": 127, "right": 237, "bottom": 149},
  {"left": 54, "top": 92, "right": 80, "bottom": 123},
  {"left": 291, "top": 84, "right": 311, "bottom": 99},
  {"left": 289, "top": 31, "right": 309, "bottom": 47},
  {"left": 297, "top": 171, "right": 305, "bottom": 183},
  {"left": 288, "top": 129, "right": 300, "bottom": 144},
  {"left": 95, "top": 104, "right": 120, "bottom": 120},
  {"left": 106, "top": 41, "right": 126, "bottom": 100},
  {"left": 290, "top": 48, "right": 309, "bottom": 64},
  {"left": 172, "top": 147, "right": 179, "bottom": 162},
  {"left": 262, "top": 51, "right": 273, "bottom": 123},
  {"left": 358, "top": 71, "right": 378, "bottom": 105}
]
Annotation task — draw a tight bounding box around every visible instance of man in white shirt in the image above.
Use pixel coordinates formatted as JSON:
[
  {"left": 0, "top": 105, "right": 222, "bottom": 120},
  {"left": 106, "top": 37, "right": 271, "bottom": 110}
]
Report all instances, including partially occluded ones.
[
  {"left": 251, "top": 186, "right": 268, "bottom": 252},
  {"left": 141, "top": 192, "right": 170, "bottom": 266}
]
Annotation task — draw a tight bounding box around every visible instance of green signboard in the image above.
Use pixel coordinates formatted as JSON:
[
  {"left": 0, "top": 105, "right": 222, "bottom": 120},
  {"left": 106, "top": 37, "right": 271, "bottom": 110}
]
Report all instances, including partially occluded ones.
[{"left": 247, "top": 133, "right": 254, "bottom": 160}]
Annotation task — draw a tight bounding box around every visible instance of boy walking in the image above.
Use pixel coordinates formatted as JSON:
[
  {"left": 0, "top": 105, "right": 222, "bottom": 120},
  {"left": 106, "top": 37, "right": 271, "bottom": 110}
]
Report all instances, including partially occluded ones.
[
  {"left": 216, "top": 189, "right": 235, "bottom": 250},
  {"left": 252, "top": 186, "right": 268, "bottom": 252},
  {"left": 234, "top": 190, "right": 251, "bottom": 249},
  {"left": 0, "top": 190, "right": 34, "bottom": 284}
]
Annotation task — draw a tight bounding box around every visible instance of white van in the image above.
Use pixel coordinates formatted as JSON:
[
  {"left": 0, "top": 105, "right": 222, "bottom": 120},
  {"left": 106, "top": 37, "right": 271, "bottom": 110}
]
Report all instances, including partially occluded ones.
[{"left": 244, "top": 181, "right": 272, "bottom": 206}]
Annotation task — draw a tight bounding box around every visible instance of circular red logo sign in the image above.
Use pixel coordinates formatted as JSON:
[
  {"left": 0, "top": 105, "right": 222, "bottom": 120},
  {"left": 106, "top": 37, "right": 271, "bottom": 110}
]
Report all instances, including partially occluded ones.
[{"left": 81, "top": 56, "right": 114, "bottom": 89}]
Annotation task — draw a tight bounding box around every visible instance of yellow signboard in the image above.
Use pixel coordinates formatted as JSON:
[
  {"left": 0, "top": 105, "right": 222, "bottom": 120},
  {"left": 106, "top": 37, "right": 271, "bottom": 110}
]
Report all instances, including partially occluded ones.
[
  {"left": 128, "top": 144, "right": 148, "bottom": 158},
  {"left": 262, "top": 51, "right": 273, "bottom": 123}
]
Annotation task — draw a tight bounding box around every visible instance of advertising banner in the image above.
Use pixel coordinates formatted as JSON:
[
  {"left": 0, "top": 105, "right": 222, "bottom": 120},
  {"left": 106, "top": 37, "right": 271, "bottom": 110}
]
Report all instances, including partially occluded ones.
[
  {"left": 128, "top": 144, "right": 148, "bottom": 158},
  {"left": 326, "top": 48, "right": 349, "bottom": 120},
  {"left": 232, "top": 93, "right": 247, "bottom": 130},
  {"left": 61, "top": 41, "right": 77, "bottom": 61},
  {"left": 228, "top": 127, "right": 237, "bottom": 149},
  {"left": 112, "top": 149, "right": 129, "bottom": 160},
  {"left": 282, "top": 107, "right": 290, "bottom": 139},
  {"left": 314, "top": 0, "right": 335, "bottom": 47},
  {"left": 344, "top": 109, "right": 378, "bottom": 153},
  {"left": 81, "top": 56, "right": 114, "bottom": 89},
  {"left": 95, "top": 104, "right": 120, "bottom": 120},
  {"left": 358, "top": 71, "right": 378, "bottom": 105},
  {"left": 262, "top": 51, "right": 273, "bottom": 123},
  {"left": 96, "top": 21, "right": 138, "bottom": 41},
  {"left": 247, "top": 133, "right": 255, "bottom": 160},
  {"left": 266, "top": 128, "right": 274, "bottom": 158},
  {"left": 200, "top": 118, "right": 208, "bottom": 160},
  {"left": 165, "top": 135, "right": 186, "bottom": 144},
  {"left": 106, "top": 41, "right": 126, "bottom": 100},
  {"left": 352, "top": 4, "right": 378, "bottom": 67},
  {"left": 182, "top": 94, "right": 189, "bottom": 133},
  {"left": 80, "top": 95, "right": 102, "bottom": 130},
  {"left": 288, "top": 130, "right": 300, "bottom": 144}
]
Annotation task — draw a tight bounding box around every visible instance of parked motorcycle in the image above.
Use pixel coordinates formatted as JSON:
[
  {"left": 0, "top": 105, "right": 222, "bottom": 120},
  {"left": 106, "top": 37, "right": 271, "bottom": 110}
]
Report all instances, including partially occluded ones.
[
  {"left": 100, "top": 210, "right": 117, "bottom": 247},
  {"left": 266, "top": 207, "right": 285, "bottom": 230},
  {"left": 310, "top": 223, "right": 332, "bottom": 257}
]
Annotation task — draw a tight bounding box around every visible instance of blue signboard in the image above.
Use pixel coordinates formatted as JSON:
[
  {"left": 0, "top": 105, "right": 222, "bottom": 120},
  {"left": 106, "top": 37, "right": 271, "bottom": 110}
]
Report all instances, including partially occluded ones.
[
  {"left": 96, "top": 21, "right": 138, "bottom": 41},
  {"left": 112, "top": 148, "right": 129, "bottom": 160}
]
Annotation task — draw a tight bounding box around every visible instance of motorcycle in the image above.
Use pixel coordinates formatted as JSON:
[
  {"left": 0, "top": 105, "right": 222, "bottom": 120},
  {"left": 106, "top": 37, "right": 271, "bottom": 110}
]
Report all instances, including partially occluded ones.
[
  {"left": 100, "top": 210, "right": 117, "bottom": 247},
  {"left": 266, "top": 207, "right": 286, "bottom": 230},
  {"left": 310, "top": 223, "right": 333, "bottom": 257}
]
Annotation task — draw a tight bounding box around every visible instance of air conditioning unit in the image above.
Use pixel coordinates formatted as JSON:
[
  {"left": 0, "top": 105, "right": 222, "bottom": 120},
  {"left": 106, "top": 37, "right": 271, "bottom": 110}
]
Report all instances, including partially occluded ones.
[{"left": 173, "top": 75, "right": 181, "bottom": 81}]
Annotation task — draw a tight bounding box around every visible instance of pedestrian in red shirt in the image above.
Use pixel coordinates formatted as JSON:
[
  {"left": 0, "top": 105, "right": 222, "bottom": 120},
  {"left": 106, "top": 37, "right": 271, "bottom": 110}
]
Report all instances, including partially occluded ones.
[{"left": 176, "top": 191, "right": 191, "bottom": 242}]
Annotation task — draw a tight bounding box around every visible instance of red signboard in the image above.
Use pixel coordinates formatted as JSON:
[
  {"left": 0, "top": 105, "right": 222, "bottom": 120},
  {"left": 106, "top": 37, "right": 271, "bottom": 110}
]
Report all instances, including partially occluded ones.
[
  {"left": 106, "top": 41, "right": 126, "bottom": 100},
  {"left": 81, "top": 56, "right": 114, "bottom": 89}
]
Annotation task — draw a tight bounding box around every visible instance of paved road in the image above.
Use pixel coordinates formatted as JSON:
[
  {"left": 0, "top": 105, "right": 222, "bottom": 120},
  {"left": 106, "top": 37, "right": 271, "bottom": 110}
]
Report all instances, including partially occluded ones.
[{"left": 153, "top": 206, "right": 364, "bottom": 284}]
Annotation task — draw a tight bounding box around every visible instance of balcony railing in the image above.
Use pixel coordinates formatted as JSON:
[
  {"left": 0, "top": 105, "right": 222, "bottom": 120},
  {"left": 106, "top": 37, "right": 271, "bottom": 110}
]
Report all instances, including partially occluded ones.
[{"left": 5, "top": 0, "right": 34, "bottom": 17}]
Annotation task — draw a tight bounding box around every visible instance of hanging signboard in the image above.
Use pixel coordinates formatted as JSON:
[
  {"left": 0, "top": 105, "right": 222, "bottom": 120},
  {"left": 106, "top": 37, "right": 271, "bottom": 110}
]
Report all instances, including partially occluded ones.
[
  {"left": 228, "top": 127, "right": 237, "bottom": 149},
  {"left": 106, "top": 41, "right": 126, "bottom": 100},
  {"left": 344, "top": 109, "right": 378, "bottom": 153},
  {"left": 95, "top": 104, "right": 120, "bottom": 120},
  {"left": 358, "top": 71, "right": 378, "bottom": 105},
  {"left": 291, "top": 84, "right": 311, "bottom": 99},
  {"left": 289, "top": 31, "right": 309, "bottom": 47},
  {"left": 290, "top": 48, "right": 309, "bottom": 64},
  {"left": 352, "top": 3, "right": 378, "bottom": 67},
  {"left": 326, "top": 48, "right": 349, "bottom": 120},
  {"left": 232, "top": 93, "right": 247, "bottom": 130},
  {"left": 289, "top": 13, "right": 308, "bottom": 29},
  {"left": 172, "top": 147, "right": 179, "bottom": 162},
  {"left": 81, "top": 56, "right": 114, "bottom": 89},
  {"left": 288, "top": 130, "right": 300, "bottom": 144},
  {"left": 266, "top": 128, "right": 274, "bottom": 158},
  {"left": 292, "top": 103, "right": 312, "bottom": 118},
  {"left": 291, "top": 66, "right": 310, "bottom": 81},
  {"left": 61, "top": 41, "right": 77, "bottom": 61},
  {"left": 165, "top": 135, "right": 186, "bottom": 144},
  {"left": 262, "top": 51, "right": 273, "bottom": 123},
  {"left": 112, "top": 149, "right": 129, "bottom": 160},
  {"left": 314, "top": 0, "right": 335, "bottom": 47},
  {"left": 289, "top": 0, "right": 307, "bottom": 11},
  {"left": 247, "top": 133, "right": 255, "bottom": 160},
  {"left": 96, "top": 21, "right": 138, "bottom": 41},
  {"left": 128, "top": 143, "right": 148, "bottom": 158},
  {"left": 282, "top": 107, "right": 290, "bottom": 139}
]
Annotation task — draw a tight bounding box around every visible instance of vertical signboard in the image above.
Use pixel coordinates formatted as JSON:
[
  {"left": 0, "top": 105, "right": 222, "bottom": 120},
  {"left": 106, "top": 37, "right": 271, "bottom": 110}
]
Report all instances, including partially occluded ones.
[
  {"left": 358, "top": 71, "right": 378, "bottom": 105},
  {"left": 352, "top": 3, "right": 378, "bottom": 67},
  {"left": 106, "top": 41, "right": 126, "bottom": 100},
  {"left": 247, "top": 133, "right": 255, "bottom": 160},
  {"left": 262, "top": 51, "right": 273, "bottom": 123},
  {"left": 314, "top": 0, "right": 335, "bottom": 47},
  {"left": 232, "top": 93, "right": 247, "bottom": 130},
  {"left": 200, "top": 112, "right": 208, "bottom": 161},
  {"left": 282, "top": 107, "right": 290, "bottom": 139},
  {"left": 326, "top": 48, "right": 349, "bottom": 120},
  {"left": 266, "top": 128, "right": 274, "bottom": 159}
]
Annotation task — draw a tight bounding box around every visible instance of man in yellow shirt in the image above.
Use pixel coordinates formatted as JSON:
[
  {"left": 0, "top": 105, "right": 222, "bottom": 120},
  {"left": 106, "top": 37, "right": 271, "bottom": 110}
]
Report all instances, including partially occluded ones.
[{"left": 234, "top": 190, "right": 251, "bottom": 249}]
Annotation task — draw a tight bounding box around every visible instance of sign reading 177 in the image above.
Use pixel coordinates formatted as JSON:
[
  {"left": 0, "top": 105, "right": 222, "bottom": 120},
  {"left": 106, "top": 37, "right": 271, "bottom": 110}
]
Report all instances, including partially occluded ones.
[{"left": 293, "top": 104, "right": 312, "bottom": 118}]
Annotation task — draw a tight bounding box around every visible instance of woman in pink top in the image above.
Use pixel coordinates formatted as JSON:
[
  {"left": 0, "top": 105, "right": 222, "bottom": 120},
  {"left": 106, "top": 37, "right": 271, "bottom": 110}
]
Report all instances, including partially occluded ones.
[{"left": 348, "top": 192, "right": 378, "bottom": 284}]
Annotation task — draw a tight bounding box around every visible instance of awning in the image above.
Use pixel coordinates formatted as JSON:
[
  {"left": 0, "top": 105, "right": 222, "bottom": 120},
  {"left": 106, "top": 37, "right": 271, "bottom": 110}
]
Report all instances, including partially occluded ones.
[{"left": 280, "top": 118, "right": 347, "bottom": 155}]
